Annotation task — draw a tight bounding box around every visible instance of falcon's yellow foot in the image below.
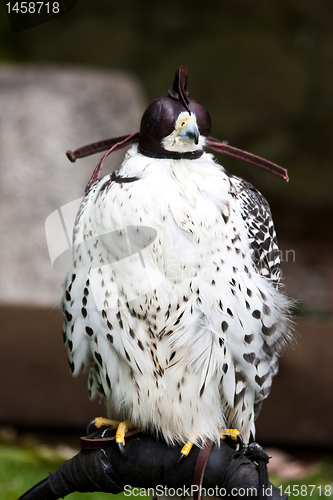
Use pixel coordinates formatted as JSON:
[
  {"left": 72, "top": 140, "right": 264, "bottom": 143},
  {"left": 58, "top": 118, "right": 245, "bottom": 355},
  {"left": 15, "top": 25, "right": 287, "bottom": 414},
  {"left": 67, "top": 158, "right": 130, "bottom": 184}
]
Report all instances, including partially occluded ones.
[
  {"left": 86, "top": 417, "right": 120, "bottom": 435},
  {"left": 87, "top": 418, "right": 133, "bottom": 456},
  {"left": 219, "top": 428, "right": 244, "bottom": 449},
  {"left": 177, "top": 429, "right": 243, "bottom": 463},
  {"left": 177, "top": 440, "right": 194, "bottom": 463},
  {"left": 115, "top": 420, "right": 132, "bottom": 456}
]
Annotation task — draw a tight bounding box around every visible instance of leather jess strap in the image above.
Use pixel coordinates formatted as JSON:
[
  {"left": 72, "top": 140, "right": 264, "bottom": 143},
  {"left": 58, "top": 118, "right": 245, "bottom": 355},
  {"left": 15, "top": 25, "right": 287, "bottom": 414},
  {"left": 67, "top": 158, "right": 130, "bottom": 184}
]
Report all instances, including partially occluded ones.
[
  {"left": 80, "top": 428, "right": 141, "bottom": 450},
  {"left": 193, "top": 439, "right": 214, "bottom": 500}
]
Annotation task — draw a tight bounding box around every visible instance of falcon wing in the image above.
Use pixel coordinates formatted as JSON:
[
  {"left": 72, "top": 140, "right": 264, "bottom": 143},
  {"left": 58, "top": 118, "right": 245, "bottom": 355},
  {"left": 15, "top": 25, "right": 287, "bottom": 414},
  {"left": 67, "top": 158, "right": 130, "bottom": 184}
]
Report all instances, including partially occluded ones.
[
  {"left": 235, "top": 178, "right": 281, "bottom": 287},
  {"left": 225, "top": 177, "right": 288, "bottom": 428}
]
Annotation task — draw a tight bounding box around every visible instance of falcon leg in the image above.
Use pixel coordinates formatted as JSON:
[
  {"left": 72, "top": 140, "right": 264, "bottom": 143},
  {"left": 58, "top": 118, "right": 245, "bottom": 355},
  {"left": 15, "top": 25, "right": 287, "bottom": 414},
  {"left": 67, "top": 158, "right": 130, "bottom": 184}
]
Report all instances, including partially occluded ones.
[
  {"left": 177, "top": 440, "right": 194, "bottom": 462},
  {"left": 219, "top": 428, "right": 244, "bottom": 449},
  {"left": 115, "top": 420, "right": 132, "bottom": 456}
]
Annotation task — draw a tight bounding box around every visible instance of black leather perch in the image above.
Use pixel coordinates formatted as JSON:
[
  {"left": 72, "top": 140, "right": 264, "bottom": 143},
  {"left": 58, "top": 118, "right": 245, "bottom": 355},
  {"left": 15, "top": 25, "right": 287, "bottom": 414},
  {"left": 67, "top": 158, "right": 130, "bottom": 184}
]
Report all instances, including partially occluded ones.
[{"left": 18, "top": 431, "right": 286, "bottom": 500}]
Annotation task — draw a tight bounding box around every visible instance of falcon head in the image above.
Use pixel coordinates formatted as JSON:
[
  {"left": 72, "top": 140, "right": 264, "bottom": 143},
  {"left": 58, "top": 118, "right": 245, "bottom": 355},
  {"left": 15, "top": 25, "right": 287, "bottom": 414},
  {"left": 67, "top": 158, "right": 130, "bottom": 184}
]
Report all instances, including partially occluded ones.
[
  {"left": 138, "top": 67, "right": 211, "bottom": 159},
  {"left": 161, "top": 111, "right": 201, "bottom": 153}
]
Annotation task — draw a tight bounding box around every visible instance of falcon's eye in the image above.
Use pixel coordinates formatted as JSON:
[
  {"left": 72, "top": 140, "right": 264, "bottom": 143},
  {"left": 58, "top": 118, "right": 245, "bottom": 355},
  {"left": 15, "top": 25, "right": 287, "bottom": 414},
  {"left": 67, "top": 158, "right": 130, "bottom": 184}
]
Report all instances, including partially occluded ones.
[{"left": 180, "top": 121, "right": 186, "bottom": 128}]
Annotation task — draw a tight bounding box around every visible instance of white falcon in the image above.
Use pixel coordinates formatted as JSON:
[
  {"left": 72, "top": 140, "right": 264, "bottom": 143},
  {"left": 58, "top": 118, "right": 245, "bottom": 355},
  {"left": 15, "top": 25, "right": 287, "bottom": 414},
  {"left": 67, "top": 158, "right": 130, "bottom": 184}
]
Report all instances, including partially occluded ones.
[{"left": 62, "top": 66, "right": 291, "bottom": 456}]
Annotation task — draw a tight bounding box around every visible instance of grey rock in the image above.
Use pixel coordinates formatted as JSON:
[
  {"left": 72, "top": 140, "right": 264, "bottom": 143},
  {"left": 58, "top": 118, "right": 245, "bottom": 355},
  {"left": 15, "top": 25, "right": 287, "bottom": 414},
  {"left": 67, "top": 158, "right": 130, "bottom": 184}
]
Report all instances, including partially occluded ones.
[{"left": 0, "top": 64, "right": 146, "bottom": 306}]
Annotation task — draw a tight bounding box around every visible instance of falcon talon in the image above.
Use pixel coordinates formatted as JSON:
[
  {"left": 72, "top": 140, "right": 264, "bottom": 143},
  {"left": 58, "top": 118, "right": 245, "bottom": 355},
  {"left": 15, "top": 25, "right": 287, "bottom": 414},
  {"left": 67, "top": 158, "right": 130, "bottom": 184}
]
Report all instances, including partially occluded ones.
[
  {"left": 176, "top": 452, "right": 186, "bottom": 464},
  {"left": 117, "top": 441, "right": 127, "bottom": 457},
  {"left": 62, "top": 65, "right": 293, "bottom": 457},
  {"left": 236, "top": 433, "right": 244, "bottom": 451},
  {"left": 86, "top": 419, "right": 97, "bottom": 436},
  {"left": 101, "top": 428, "right": 110, "bottom": 438}
]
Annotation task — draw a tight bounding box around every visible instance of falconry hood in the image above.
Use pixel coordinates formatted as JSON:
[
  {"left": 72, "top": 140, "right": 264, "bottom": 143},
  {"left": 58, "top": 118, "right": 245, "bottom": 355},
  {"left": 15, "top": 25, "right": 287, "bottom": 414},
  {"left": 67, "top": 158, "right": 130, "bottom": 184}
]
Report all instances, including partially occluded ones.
[
  {"left": 66, "top": 65, "right": 289, "bottom": 193},
  {"left": 138, "top": 66, "right": 211, "bottom": 160}
]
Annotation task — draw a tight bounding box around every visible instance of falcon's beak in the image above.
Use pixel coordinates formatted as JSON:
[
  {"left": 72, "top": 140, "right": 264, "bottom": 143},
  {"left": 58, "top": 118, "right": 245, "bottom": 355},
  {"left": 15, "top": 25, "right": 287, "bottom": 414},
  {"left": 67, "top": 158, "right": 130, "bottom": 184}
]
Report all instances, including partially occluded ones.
[{"left": 176, "top": 119, "right": 200, "bottom": 145}]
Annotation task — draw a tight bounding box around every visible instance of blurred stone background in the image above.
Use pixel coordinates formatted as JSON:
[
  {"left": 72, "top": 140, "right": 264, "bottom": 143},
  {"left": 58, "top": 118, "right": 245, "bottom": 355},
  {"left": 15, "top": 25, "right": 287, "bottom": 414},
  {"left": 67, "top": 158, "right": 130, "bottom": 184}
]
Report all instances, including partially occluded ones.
[{"left": 0, "top": 0, "right": 332, "bottom": 450}]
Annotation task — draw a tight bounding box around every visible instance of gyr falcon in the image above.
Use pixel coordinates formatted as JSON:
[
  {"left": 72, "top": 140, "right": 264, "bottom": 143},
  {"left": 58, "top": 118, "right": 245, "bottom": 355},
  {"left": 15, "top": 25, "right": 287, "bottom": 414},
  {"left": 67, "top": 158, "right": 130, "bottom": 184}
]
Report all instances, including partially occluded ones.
[{"left": 62, "top": 66, "right": 291, "bottom": 455}]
